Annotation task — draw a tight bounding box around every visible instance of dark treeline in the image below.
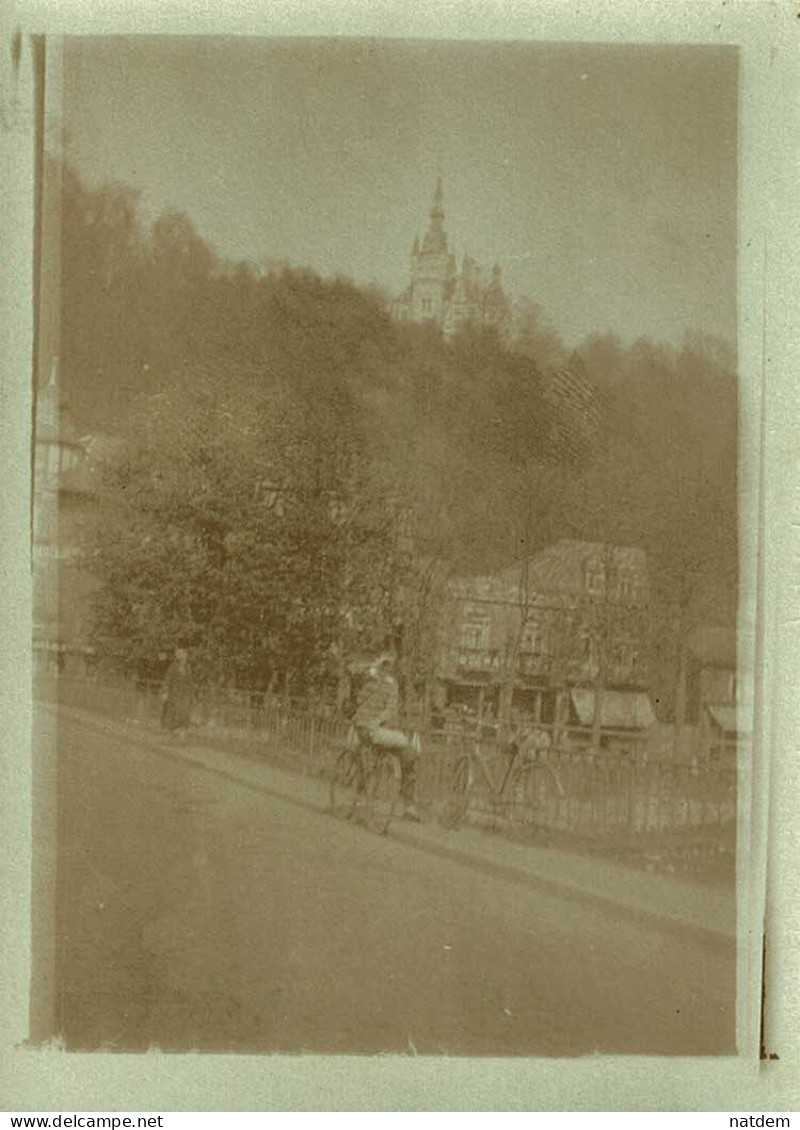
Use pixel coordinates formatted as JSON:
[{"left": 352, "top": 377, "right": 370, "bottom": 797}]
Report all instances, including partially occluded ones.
[{"left": 59, "top": 164, "right": 737, "bottom": 707}]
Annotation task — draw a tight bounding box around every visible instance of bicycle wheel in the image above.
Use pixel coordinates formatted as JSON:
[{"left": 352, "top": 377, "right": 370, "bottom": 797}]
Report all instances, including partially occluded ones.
[
  {"left": 439, "top": 756, "right": 472, "bottom": 830},
  {"left": 508, "top": 761, "right": 559, "bottom": 843},
  {"left": 365, "top": 752, "right": 402, "bottom": 835},
  {"left": 330, "top": 748, "right": 363, "bottom": 820}
]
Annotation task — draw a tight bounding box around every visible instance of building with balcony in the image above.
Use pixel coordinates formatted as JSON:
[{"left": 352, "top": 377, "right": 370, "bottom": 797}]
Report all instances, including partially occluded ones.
[{"left": 435, "top": 539, "right": 655, "bottom": 741}]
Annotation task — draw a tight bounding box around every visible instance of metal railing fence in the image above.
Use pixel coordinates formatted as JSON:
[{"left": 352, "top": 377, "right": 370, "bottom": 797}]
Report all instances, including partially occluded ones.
[{"left": 40, "top": 674, "right": 738, "bottom": 842}]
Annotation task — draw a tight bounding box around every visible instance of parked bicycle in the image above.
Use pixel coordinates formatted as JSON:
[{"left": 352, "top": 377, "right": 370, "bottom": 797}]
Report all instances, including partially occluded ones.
[
  {"left": 439, "top": 727, "right": 563, "bottom": 842},
  {"left": 329, "top": 727, "right": 404, "bottom": 835}
]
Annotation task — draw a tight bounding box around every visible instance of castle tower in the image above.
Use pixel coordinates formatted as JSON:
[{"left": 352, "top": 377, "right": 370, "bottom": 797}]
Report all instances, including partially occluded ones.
[
  {"left": 409, "top": 178, "right": 455, "bottom": 323},
  {"left": 392, "top": 178, "right": 509, "bottom": 339}
]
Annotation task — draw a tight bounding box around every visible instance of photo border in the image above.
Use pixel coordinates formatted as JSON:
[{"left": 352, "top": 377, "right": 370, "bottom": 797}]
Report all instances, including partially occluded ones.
[{"left": 1, "top": 0, "right": 797, "bottom": 1112}]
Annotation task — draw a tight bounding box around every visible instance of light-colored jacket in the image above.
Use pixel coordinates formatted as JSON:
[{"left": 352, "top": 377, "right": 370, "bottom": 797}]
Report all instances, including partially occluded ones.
[{"left": 353, "top": 670, "right": 400, "bottom": 732}]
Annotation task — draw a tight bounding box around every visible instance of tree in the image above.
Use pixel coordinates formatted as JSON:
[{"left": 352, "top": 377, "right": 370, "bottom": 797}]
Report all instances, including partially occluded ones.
[
  {"left": 62, "top": 156, "right": 736, "bottom": 720},
  {"left": 87, "top": 346, "right": 413, "bottom": 695},
  {"left": 570, "top": 331, "right": 738, "bottom": 745},
  {"left": 490, "top": 348, "right": 606, "bottom": 728},
  {"left": 60, "top": 164, "right": 154, "bottom": 431},
  {"left": 510, "top": 297, "right": 568, "bottom": 371}
]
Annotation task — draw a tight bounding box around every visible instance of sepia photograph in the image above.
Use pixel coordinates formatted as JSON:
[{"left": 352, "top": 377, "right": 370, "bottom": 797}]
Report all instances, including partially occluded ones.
[{"left": 21, "top": 29, "right": 754, "bottom": 1062}]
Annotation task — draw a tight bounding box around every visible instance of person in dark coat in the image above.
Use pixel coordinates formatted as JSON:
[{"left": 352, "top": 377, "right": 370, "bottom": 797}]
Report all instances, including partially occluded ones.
[{"left": 161, "top": 647, "right": 194, "bottom": 741}]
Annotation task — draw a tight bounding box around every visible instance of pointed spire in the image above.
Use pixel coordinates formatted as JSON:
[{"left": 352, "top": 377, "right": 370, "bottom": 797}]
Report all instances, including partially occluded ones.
[
  {"left": 420, "top": 176, "right": 447, "bottom": 255},
  {"left": 431, "top": 176, "right": 444, "bottom": 221},
  {"left": 412, "top": 234, "right": 420, "bottom": 255}
]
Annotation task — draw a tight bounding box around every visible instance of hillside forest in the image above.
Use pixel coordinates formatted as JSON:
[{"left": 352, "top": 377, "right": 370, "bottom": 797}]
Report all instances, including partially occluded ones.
[{"left": 55, "top": 163, "right": 738, "bottom": 711}]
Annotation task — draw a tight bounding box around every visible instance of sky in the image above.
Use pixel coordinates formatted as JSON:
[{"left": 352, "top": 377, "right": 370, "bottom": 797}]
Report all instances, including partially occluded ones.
[{"left": 60, "top": 36, "right": 737, "bottom": 349}]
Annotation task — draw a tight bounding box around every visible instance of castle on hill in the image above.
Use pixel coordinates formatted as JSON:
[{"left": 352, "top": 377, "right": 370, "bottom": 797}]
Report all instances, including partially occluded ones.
[{"left": 392, "top": 179, "right": 510, "bottom": 339}]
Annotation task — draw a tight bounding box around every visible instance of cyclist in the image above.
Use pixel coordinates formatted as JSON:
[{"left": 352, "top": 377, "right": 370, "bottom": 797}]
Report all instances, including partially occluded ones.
[{"left": 352, "top": 650, "right": 420, "bottom": 821}]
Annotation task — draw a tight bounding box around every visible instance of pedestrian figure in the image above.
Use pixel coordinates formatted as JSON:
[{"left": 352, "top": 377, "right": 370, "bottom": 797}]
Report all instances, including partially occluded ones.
[{"left": 161, "top": 647, "right": 194, "bottom": 743}]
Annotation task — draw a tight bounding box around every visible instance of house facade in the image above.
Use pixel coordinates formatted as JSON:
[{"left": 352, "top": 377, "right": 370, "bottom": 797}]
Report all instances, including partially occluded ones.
[
  {"left": 33, "top": 362, "right": 100, "bottom": 677},
  {"left": 683, "top": 625, "right": 749, "bottom": 759},
  {"left": 434, "top": 539, "right": 654, "bottom": 740}
]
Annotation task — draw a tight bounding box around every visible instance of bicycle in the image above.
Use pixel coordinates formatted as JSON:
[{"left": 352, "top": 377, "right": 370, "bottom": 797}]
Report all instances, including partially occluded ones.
[
  {"left": 439, "top": 728, "right": 563, "bottom": 843},
  {"left": 329, "top": 727, "right": 404, "bottom": 835}
]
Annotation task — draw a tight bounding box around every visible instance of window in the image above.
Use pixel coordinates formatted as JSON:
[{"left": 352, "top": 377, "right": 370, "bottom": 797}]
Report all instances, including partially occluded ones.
[
  {"left": 584, "top": 563, "right": 604, "bottom": 594},
  {"left": 461, "top": 623, "right": 489, "bottom": 651},
  {"left": 460, "top": 601, "right": 491, "bottom": 651},
  {"left": 617, "top": 573, "right": 633, "bottom": 601},
  {"left": 421, "top": 298, "right": 432, "bottom": 315},
  {"left": 541, "top": 691, "right": 557, "bottom": 724},
  {"left": 259, "top": 481, "right": 286, "bottom": 516},
  {"left": 521, "top": 622, "right": 546, "bottom": 655}
]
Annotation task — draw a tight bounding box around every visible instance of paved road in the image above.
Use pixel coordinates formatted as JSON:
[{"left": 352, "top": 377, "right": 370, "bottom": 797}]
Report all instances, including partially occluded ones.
[{"left": 52, "top": 711, "right": 735, "bottom": 1055}]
